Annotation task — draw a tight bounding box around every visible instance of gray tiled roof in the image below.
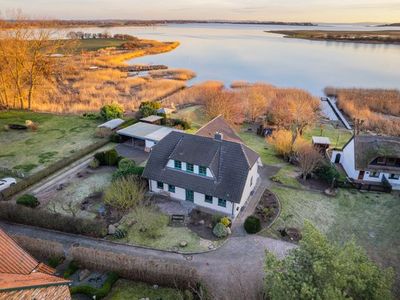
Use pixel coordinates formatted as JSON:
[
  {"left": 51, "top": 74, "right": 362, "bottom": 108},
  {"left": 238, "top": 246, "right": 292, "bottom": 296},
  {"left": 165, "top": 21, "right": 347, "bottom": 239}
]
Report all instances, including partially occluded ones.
[
  {"left": 196, "top": 115, "right": 243, "bottom": 143},
  {"left": 142, "top": 131, "right": 260, "bottom": 203}
]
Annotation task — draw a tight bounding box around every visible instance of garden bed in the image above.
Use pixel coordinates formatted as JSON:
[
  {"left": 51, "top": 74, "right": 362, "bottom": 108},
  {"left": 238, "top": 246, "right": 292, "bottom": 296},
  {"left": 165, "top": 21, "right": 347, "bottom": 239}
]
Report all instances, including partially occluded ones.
[{"left": 255, "top": 189, "right": 280, "bottom": 230}]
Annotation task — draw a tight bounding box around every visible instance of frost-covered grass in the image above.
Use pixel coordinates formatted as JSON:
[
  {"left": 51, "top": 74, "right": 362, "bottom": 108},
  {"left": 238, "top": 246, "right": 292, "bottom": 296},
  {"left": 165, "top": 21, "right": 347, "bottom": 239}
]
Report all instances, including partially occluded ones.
[{"left": 0, "top": 111, "right": 101, "bottom": 175}]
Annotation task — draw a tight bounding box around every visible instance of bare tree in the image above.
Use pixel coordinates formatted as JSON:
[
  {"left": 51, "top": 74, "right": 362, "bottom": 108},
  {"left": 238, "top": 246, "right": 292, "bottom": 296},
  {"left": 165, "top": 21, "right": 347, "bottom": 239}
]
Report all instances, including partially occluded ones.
[{"left": 296, "top": 144, "right": 323, "bottom": 180}]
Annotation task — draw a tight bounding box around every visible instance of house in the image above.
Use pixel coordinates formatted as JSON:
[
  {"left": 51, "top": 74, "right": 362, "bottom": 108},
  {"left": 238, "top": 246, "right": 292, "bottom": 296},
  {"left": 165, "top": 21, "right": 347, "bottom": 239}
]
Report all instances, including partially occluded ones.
[
  {"left": 142, "top": 122, "right": 262, "bottom": 218},
  {"left": 196, "top": 115, "right": 243, "bottom": 144},
  {"left": 140, "top": 115, "right": 164, "bottom": 125},
  {"left": 312, "top": 136, "right": 331, "bottom": 153},
  {"left": 97, "top": 118, "right": 125, "bottom": 130},
  {"left": 117, "top": 122, "right": 179, "bottom": 152},
  {"left": 331, "top": 135, "right": 400, "bottom": 190},
  {"left": 0, "top": 228, "right": 71, "bottom": 300}
]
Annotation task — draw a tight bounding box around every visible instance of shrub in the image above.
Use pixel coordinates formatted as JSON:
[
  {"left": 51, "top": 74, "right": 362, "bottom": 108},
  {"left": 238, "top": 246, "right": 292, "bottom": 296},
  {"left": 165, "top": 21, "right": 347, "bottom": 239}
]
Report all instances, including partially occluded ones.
[
  {"left": 0, "top": 202, "right": 107, "bottom": 237},
  {"left": 113, "top": 228, "right": 127, "bottom": 239},
  {"left": 112, "top": 166, "right": 144, "bottom": 181},
  {"left": 220, "top": 216, "right": 231, "bottom": 227},
  {"left": 172, "top": 118, "right": 191, "bottom": 130},
  {"left": 314, "top": 163, "right": 340, "bottom": 183},
  {"left": 213, "top": 222, "right": 228, "bottom": 238},
  {"left": 64, "top": 261, "right": 79, "bottom": 278},
  {"left": 94, "top": 151, "right": 106, "bottom": 165},
  {"left": 139, "top": 101, "right": 161, "bottom": 117},
  {"left": 104, "top": 176, "right": 146, "bottom": 210},
  {"left": 211, "top": 214, "right": 223, "bottom": 227},
  {"left": 95, "top": 127, "right": 112, "bottom": 138},
  {"left": 244, "top": 215, "right": 261, "bottom": 234},
  {"left": 89, "top": 158, "right": 100, "bottom": 169},
  {"left": 100, "top": 103, "right": 124, "bottom": 120},
  {"left": 118, "top": 158, "right": 135, "bottom": 170},
  {"left": 104, "top": 149, "right": 119, "bottom": 166},
  {"left": 48, "top": 256, "right": 64, "bottom": 268},
  {"left": 70, "top": 272, "right": 119, "bottom": 299},
  {"left": 110, "top": 133, "right": 122, "bottom": 143},
  {"left": 16, "top": 194, "right": 40, "bottom": 208}
]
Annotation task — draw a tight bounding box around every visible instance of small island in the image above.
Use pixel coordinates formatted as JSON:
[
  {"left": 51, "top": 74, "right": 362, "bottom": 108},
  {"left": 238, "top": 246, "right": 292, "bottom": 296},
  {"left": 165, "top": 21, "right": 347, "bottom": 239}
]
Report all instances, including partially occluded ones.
[{"left": 268, "top": 30, "right": 400, "bottom": 44}]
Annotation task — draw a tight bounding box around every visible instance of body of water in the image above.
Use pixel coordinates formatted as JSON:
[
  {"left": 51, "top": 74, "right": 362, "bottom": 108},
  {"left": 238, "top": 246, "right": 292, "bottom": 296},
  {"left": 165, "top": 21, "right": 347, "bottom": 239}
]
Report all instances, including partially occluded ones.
[{"left": 76, "top": 23, "right": 400, "bottom": 95}]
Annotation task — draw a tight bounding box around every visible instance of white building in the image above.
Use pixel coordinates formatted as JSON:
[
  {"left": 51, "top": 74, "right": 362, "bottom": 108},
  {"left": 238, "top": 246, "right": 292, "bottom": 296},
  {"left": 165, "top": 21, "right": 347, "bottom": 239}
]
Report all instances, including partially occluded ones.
[
  {"left": 331, "top": 135, "right": 400, "bottom": 190},
  {"left": 142, "top": 118, "right": 262, "bottom": 218}
]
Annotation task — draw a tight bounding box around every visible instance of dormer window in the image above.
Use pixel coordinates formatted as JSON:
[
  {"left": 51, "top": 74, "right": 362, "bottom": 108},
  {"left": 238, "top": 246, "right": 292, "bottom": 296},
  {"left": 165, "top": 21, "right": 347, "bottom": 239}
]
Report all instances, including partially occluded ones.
[
  {"left": 199, "top": 166, "right": 207, "bottom": 176},
  {"left": 376, "top": 157, "right": 386, "bottom": 165},
  {"left": 174, "top": 160, "right": 182, "bottom": 169},
  {"left": 186, "top": 163, "right": 194, "bottom": 173}
]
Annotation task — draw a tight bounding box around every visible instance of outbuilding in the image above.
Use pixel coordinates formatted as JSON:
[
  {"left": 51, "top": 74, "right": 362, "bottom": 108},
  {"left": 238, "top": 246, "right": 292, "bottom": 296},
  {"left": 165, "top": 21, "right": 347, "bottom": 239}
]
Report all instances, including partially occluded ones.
[
  {"left": 117, "top": 122, "right": 178, "bottom": 152},
  {"left": 97, "top": 118, "right": 125, "bottom": 130},
  {"left": 140, "top": 115, "right": 163, "bottom": 125}
]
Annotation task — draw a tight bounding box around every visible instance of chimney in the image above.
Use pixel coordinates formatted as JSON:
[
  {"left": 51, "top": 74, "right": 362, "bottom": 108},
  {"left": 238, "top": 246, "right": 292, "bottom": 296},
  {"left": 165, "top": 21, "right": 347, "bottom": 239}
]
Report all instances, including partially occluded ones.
[{"left": 214, "top": 132, "right": 223, "bottom": 141}]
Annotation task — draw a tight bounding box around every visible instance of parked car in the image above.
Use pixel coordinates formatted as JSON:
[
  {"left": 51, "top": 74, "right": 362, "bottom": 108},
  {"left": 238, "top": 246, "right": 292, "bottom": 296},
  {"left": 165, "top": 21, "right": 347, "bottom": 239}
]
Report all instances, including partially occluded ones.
[{"left": 0, "top": 177, "right": 16, "bottom": 192}]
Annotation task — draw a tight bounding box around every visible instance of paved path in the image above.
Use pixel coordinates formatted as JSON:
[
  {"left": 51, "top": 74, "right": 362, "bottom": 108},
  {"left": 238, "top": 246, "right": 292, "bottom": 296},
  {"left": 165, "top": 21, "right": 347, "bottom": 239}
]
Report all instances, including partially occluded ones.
[{"left": 0, "top": 221, "right": 295, "bottom": 300}]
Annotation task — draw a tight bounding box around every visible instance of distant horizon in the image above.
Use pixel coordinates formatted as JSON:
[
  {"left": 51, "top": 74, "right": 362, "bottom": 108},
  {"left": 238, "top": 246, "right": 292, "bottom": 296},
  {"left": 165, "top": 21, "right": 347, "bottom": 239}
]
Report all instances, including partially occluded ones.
[{"left": 1, "top": 0, "right": 399, "bottom": 24}]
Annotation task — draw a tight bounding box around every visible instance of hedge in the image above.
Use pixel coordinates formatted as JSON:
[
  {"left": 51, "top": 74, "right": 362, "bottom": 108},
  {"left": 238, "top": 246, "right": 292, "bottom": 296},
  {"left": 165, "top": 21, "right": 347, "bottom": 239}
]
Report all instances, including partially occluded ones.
[
  {"left": 244, "top": 215, "right": 261, "bottom": 234},
  {"left": 0, "top": 202, "right": 107, "bottom": 237},
  {"left": 16, "top": 194, "right": 40, "bottom": 208},
  {"left": 0, "top": 139, "right": 109, "bottom": 201},
  {"left": 70, "top": 272, "right": 119, "bottom": 299}
]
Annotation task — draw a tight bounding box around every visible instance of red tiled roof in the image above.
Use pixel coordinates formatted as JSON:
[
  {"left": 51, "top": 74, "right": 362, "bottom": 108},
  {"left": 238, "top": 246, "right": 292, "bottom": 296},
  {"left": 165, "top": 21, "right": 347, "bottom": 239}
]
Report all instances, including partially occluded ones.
[
  {"left": 0, "top": 228, "right": 70, "bottom": 293},
  {"left": 0, "top": 272, "right": 70, "bottom": 291},
  {"left": 0, "top": 229, "right": 38, "bottom": 275},
  {"left": 196, "top": 115, "right": 243, "bottom": 144}
]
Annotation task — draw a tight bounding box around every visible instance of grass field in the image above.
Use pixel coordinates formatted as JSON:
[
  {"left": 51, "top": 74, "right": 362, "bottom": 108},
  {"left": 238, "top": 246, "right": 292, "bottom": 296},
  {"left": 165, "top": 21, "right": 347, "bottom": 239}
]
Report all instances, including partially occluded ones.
[
  {"left": 170, "top": 105, "right": 209, "bottom": 133},
  {"left": 0, "top": 111, "right": 101, "bottom": 175},
  {"left": 263, "top": 186, "right": 400, "bottom": 293},
  {"left": 105, "top": 279, "right": 183, "bottom": 300},
  {"left": 74, "top": 38, "right": 126, "bottom": 52},
  {"left": 304, "top": 123, "right": 353, "bottom": 149}
]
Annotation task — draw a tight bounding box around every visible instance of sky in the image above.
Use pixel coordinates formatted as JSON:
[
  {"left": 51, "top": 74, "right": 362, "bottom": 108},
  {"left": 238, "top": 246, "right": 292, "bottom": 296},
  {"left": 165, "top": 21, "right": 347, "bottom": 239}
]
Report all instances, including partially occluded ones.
[{"left": 0, "top": 0, "right": 399, "bottom": 23}]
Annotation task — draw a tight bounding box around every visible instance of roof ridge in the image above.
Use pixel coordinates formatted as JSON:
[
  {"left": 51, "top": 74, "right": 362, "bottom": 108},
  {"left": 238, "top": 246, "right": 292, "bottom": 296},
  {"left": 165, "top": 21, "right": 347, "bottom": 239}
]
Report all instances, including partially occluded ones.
[
  {"left": 240, "top": 143, "right": 251, "bottom": 168},
  {"left": 194, "top": 115, "right": 223, "bottom": 134}
]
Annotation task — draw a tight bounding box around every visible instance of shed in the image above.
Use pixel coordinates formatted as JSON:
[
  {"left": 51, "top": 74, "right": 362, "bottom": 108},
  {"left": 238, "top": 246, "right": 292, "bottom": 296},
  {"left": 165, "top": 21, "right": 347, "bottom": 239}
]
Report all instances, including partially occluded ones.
[
  {"left": 117, "top": 122, "right": 177, "bottom": 152},
  {"left": 97, "top": 118, "right": 125, "bottom": 130},
  {"left": 312, "top": 136, "right": 331, "bottom": 153},
  {"left": 140, "top": 115, "right": 163, "bottom": 125}
]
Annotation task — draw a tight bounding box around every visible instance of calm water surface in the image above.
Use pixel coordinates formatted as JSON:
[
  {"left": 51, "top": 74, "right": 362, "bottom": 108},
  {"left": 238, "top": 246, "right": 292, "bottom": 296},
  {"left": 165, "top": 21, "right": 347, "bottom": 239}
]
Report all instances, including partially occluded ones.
[{"left": 79, "top": 24, "right": 400, "bottom": 95}]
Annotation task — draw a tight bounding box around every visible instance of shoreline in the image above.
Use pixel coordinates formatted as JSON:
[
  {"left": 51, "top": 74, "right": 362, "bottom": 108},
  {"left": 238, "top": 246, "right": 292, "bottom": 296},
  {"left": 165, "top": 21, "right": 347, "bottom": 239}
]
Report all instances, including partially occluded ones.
[{"left": 268, "top": 30, "right": 400, "bottom": 45}]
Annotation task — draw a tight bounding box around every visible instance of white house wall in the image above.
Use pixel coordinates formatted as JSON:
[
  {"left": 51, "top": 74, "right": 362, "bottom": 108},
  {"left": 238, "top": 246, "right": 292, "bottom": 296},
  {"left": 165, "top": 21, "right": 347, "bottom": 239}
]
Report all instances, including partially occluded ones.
[
  {"left": 340, "top": 139, "right": 359, "bottom": 179},
  {"left": 149, "top": 180, "right": 234, "bottom": 216}
]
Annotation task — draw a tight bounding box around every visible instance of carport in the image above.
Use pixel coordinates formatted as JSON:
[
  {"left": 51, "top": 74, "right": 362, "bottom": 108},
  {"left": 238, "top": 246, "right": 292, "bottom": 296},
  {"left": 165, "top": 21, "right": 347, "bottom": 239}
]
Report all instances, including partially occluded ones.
[{"left": 116, "top": 122, "right": 177, "bottom": 152}]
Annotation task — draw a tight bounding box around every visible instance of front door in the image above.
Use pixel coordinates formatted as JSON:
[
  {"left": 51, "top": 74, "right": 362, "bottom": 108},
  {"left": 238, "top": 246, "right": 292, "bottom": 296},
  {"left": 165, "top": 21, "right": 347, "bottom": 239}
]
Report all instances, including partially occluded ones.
[
  {"left": 358, "top": 170, "right": 365, "bottom": 180},
  {"left": 334, "top": 153, "right": 341, "bottom": 163},
  {"left": 185, "top": 190, "right": 194, "bottom": 202}
]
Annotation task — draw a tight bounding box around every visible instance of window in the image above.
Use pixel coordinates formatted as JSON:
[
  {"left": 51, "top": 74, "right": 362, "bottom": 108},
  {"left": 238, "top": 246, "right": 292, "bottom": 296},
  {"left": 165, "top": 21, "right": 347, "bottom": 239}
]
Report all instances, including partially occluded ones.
[
  {"left": 168, "top": 184, "right": 175, "bottom": 193},
  {"left": 186, "top": 190, "right": 194, "bottom": 202},
  {"left": 376, "top": 157, "right": 386, "bottom": 165},
  {"left": 157, "top": 181, "right": 163, "bottom": 189},
  {"left": 250, "top": 176, "right": 253, "bottom": 186},
  {"left": 205, "top": 195, "right": 213, "bottom": 204},
  {"left": 174, "top": 160, "right": 182, "bottom": 169},
  {"left": 369, "top": 172, "right": 380, "bottom": 178},
  {"left": 389, "top": 174, "right": 400, "bottom": 180},
  {"left": 199, "top": 166, "right": 207, "bottom": 176},
  {"left": 186, "top": 163, "right": 194, "bottom": 173},
  {"left": 218, "top": 198, "right": 226, "bottom": 208}
]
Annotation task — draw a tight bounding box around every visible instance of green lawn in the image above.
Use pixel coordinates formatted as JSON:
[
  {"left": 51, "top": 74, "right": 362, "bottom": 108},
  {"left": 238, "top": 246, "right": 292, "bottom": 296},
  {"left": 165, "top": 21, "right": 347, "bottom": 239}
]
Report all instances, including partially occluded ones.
[
  {"left": 238, "top": 130, "right": 282, "bottom": 165},
  {"left": 171, "top": 105, "right": 209, "bottom": 133},
  {"left": 0, "top": 111, "right": 101, "bottom": 175},
  {"left": 115, "top": 208, "right": 213, "bottom": 253},
  {"left": 105, "top": 279, "right": 184, "bottom": 300},
  {"left": 270, "top": 165, "right": 302, "bottom": 188},
  {"left": 263, "top": 186, "right": 400, "bottom": 291},
  {"left": 304, "top": 123, "right": 353, "bottom": 149}
]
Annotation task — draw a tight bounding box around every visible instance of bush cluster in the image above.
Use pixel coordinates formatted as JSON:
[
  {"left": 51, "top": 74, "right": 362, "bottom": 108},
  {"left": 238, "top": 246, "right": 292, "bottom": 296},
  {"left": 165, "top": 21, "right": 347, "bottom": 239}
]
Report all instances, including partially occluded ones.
[
  {"left": 0, "top": 139, "right": 109, "bottom": 201},
  {"left": 70, "top": 272, "right": 119, "bottom": 299},
  {"left": 314, "top": 163, "right": 340, "bottom": 183},
  {"left": 139, "top": 101, "right": 161, "bottom": 117},
  {"left": 213, "top": 222, "right": 228, "bottom": 238},
  {"left": 94, "top": 149, "right": 120, "bottom": 166},
  {"left": 104, "top": 176, "right": 146, "bottom": 210},
  {"left": 63, "top": 261, "right": 79, "bottom": 278},
  {"left": 211, "top": 214, "right": 224, "bottom": 227},
  {"left": 16, "top": 194, "right": 40, "bottom": 208},
  {"left": 244, "top": 215, "right": 261, "bottom": 234},
  {"left": 0, "top": 202, "right": 107, "bottom": 237},
  {"left": 100, "top": 103, "right": 124, "bottom": 121}
]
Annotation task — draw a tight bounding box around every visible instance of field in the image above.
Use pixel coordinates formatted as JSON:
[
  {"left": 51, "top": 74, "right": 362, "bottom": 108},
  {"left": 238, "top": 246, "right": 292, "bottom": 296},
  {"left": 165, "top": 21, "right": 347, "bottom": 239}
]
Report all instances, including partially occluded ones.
[
  {"left": 0, "top": 111, "right": 101, "bottom": 175},
  {"left": 325, "top": 88, "right": 400, "bottom": 136},
  {"left": 269, "top": 30, "right": 400, "bottom": 44},
  {"left": 263, "top": 186, "right": 400, "bottom": 294},
  {"left": 74, "top": 38, "right": 126, "bottom": 52},
  {"left": 105, "top": 279, "right": 183, "bottom": 300},
  {"left": 303, "top": 123, "right": 353, "bottom": 149}
]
